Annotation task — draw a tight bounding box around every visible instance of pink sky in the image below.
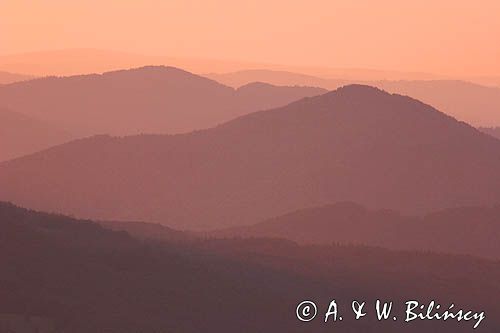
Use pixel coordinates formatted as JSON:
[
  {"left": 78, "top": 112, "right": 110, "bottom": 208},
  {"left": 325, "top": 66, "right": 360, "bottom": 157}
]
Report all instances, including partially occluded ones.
[{"left": 1, "top": 0, "right": 500, "bottom": 76}]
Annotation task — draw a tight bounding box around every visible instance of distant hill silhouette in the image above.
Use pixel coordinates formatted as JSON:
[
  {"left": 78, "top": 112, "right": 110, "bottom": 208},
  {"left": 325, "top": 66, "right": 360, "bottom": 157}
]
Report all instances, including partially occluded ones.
[
  {"left": 0, "top": 66, "right": 325, "bottom": 136},
  {"left": 0, "top": 108, "right": 73, "bottom": 161},
  {"left": 207, "top": 69, "right": 345, "bottom": 88},
  {"left": 2, "top": 202, "right": 500, "bottom": 332},
  {"left": 0, "top": 70, "right": 33, "bottom": 84},
  {"left": 234, "top": 81, "right": 326, "bottom": 112},
  {"left": 0, "top": 48, "right": 443, "bottom": 80},
  {"left": 1, "top": 85, "right": 500, "bottom": 229},
  {"left": 214, "top": 202, "right": 500, "bottom": 260},
  {"left": 480, "top": 127, "right": 500, "bottom": 140},
  {"left": 209, "top": 70, "right": 500, "bottom": 127}
]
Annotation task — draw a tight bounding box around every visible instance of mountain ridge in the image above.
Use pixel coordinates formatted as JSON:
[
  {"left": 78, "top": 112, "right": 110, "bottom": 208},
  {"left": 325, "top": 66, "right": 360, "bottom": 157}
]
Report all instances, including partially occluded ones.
[
  {"left": 3, "top": 200, "right": 500, "bottom": 332},
  {"left": 213, "top": 201, "right": 500, "bottom": 260},
  {"left": 1, "top": 84, "right": 500, "bottom": 229},
  {"left": 0, "top": 65, "right": 326, "bottom": 136},
  {"left": 208, "top": 69, "right": 500, "bottom": 126}
]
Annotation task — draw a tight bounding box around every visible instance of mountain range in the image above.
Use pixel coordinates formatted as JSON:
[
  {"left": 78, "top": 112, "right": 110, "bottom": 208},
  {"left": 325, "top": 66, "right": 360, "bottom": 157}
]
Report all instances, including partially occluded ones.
[
  {"left": 0, "top": 48, "right": 445, "bottom": 80},
  {"left": 214, "top": 202, "right": 500, "bottom": 260},
  {"left": 2, "top": 65, "right": 499, "bottom": 165},
  {"left": 1, "top": 85, "right": 500, "bottom": 229},
  {"left": 2, "top": 201, "right": 500, "bottom": 332},
  {"left": 0, "top": 66, "right": 325, "bottom": 136},
  {"left": 208, "top": 70, "right": 500, "bottom": 127}
]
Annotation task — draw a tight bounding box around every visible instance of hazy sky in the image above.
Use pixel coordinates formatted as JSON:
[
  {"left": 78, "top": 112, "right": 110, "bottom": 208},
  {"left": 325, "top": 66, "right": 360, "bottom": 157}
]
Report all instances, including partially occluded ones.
[{"left": 2, "top": 0, "right": 500, "bottom": 76}]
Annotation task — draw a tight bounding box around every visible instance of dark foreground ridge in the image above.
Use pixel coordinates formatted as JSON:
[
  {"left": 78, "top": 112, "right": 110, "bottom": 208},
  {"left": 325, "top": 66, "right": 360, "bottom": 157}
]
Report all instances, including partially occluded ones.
[{"left": 1, "top": 202, "right": 500, "bottom": 332}]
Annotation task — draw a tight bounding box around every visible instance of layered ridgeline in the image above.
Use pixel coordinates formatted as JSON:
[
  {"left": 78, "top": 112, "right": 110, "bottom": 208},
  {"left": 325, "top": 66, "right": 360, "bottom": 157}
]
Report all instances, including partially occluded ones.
[
  {"left": 0, "top": 66, "right": 325, "bottom": 136},
  {"left": 214, "top": 202, "right": 500, "bottom": 260},
  {"left": 0, "top": 108, "right": 73, "bottom": 161},
  {"left": 1, "top": 202, "right": 500, "bottom": 332},
  {"left": 208, "top": 70, "right": 500, "bottom": 127},
  {"left": 107, "top": 202, "right": 500, "bottom": 260},
  {"left": 1, "top": 85, "right": 500, "bottom": 229},
  {"left": 372, "top": 80, "right": 500, "bottom": 127}
]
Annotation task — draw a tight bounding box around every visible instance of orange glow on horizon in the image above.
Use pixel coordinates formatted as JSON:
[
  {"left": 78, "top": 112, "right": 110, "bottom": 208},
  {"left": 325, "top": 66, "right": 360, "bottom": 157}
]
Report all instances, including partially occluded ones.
[{"left": 1, "top": 0, "right": 500, "bottom": 77}]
